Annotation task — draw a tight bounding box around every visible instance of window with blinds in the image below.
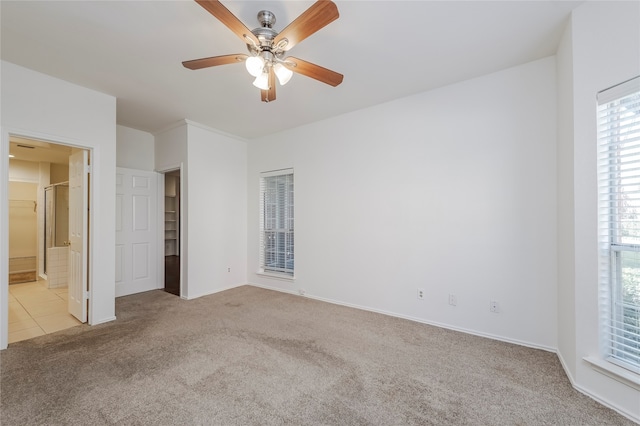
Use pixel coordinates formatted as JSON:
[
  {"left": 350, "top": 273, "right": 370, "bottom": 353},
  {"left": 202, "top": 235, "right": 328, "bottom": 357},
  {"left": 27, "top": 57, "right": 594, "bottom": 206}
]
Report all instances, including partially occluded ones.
[
  {"left": 260, "top": 169, "right": 294, "bottom": 277},
  {"left": 597, "top": 76, "right": 640, "bottom": 374}
]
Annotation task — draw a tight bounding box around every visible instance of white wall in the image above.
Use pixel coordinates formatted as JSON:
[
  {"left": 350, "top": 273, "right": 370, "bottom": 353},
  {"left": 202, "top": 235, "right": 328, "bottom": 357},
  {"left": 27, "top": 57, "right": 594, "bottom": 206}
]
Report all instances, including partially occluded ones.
[
  {"left": 8, "top": 182, "right": 37, "bottom": 258},
  {"left": 155, "top": 122, "right": 188, "bottom": 173},
  {"left": 556, "top": 17, "right": 577, "bottom": 379},
  {"left": 8, "top": 159, "right": 39, "bottom": 182},
  {"left": 50, "top": 163, "right": 69, "bottom": 184},
  {"left": 117, "top": 125, "right": 154, "bottom": 171},
  {"left": 557, "top": 1, "right": 640, "bottom": 421},
  {"left": 186, "top": 122, "right": 247, "bottom": 299},
  {"left": 155, "top": 121, "right": 188, "bottom": 296},
  {"left": 154, "top": 120, "right": 248, "bottom": 300},
  {"left": 248, "top": 57, "right": 558, "bottom": 350},
  {"left": 8, "top": 182, "right": 37, "bottom": 201},
  {"left": 1, "top": 60, "right": 117, "bottom": 349}
]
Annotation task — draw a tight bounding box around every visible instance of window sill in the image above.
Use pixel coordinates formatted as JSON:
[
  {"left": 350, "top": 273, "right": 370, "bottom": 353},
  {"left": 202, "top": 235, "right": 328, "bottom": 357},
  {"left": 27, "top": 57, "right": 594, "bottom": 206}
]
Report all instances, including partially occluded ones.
[
  {"left": 583, "top": 356, "right": 640, "bottom": 391},
  {"left": 256, "top": 271, "right": 295, "bottom": 282}
]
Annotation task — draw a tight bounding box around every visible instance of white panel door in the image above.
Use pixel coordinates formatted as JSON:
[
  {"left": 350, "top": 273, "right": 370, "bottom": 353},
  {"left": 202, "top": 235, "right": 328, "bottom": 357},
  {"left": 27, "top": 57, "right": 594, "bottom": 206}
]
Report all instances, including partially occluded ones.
[
  {"left": 68, "top": 150, "right": 88, "bottom": 322},
  {"left": 115, "top": 167, "right": 159, "bottom": 297}
]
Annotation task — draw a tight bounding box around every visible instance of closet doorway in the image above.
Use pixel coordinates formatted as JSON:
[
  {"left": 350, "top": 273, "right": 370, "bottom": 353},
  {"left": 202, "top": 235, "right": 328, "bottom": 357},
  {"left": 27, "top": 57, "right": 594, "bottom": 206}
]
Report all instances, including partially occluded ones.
[{"left": 163, "top": 170, "right": 180, "bottom": 296}]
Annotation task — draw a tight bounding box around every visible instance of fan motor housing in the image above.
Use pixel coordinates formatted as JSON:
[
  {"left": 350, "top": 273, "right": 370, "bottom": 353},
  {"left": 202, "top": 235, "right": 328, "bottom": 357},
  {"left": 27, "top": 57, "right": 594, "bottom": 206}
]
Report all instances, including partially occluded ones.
[
  {"left": 251, "top": 26, "right": 277, "bottom": 46},
  {"left": 257, "top": 10, "right": 276, "bottom": 28},
  {"left": 247, "top": 10, "right": 282, "bottom": 55}
]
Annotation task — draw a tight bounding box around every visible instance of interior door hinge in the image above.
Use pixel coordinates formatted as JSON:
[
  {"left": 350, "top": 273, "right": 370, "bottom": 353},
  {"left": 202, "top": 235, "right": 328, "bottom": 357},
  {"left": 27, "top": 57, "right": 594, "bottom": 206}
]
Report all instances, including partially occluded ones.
[
  {"left": 85, "top": 164, "right": 92, "bottom": 173},
  {"left": 84, "top": 290, "right": 90, "bottom": 300}
]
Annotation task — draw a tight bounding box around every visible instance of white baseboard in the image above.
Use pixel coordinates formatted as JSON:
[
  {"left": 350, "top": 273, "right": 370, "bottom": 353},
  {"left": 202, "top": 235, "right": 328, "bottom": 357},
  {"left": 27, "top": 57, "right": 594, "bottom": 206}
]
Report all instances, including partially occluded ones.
[
  {"left": 556, "top": 351, "right": 640, "bottom": 424},
  {"left": 556, "top": 350, "right": 576, "bottom": 385},
  {"left": 249, "top": 282, "right": 299, "bottom": 296},
  {"left": 571, "top": 378, "right": 639, "bottom": 424},
  {"left": 247, "top": 283, "right": 555, "bottom": 352},
  {"left": 183, "top": 283, "right": 246, "bottom": 300},
  {"left": 90, "top": 315, "right": 116, "bottom": 326}
]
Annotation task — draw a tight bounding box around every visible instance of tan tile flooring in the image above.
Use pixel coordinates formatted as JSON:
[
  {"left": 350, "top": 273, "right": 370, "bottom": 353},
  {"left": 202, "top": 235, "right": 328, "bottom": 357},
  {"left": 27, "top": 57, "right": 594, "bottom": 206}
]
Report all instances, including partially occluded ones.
[{"left": 8, "top": 280, "right": 82, "bottom": 344}]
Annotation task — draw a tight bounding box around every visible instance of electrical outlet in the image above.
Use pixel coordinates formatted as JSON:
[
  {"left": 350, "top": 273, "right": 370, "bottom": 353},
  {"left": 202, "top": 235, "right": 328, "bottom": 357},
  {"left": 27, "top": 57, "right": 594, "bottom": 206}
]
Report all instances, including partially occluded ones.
[
  {"left": 298, "top": 289, "right": 305, "bottom": 296},
  {"left": 449, "top": 294, "right": 457, "bottom": 306},
  {"left": 227, "top": 267, "right": 231, "bottom": 272},
  {"left": 417, "top": 288, "right": 425, "bottom": 300},
  {"left": 490, "top": 300, "right": 500, "bottom": 313}
]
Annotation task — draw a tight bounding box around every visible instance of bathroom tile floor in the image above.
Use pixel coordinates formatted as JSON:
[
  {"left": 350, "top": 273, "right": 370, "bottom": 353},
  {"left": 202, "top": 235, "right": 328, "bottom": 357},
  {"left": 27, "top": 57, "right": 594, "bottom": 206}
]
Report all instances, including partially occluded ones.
[{"left": 8, "top": 280, "right": 82, "bottom": 344}]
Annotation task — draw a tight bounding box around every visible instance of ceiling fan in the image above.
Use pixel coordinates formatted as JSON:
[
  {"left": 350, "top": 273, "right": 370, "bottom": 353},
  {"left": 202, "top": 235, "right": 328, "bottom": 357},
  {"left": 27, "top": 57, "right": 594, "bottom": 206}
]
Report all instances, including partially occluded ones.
[{"left": 182, "top": 0, "right": 344, "bottom": 102}]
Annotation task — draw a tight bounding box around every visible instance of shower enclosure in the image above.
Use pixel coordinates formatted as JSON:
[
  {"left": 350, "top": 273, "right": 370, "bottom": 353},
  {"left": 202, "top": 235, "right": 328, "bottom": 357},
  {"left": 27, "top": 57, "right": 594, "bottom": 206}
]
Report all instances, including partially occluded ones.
[{"left": 44, "top": 182, "right": 69, "bottom": 275}]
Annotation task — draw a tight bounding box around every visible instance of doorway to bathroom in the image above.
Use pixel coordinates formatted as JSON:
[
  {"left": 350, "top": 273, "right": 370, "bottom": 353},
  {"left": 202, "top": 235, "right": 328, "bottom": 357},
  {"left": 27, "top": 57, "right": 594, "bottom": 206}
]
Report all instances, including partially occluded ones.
[{"left": 6, "top": 136, "right": 89, "bottom": 344}]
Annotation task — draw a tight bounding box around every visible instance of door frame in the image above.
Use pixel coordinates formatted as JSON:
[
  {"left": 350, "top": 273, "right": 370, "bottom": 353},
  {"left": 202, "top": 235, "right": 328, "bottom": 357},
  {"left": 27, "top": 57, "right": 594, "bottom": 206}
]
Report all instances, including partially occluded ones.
[
  {"left": 1, "top": 129, "right": 94, "bottom": 349},
  {"left": 157, "top": 164, "right": 184, "bottom": 298}
]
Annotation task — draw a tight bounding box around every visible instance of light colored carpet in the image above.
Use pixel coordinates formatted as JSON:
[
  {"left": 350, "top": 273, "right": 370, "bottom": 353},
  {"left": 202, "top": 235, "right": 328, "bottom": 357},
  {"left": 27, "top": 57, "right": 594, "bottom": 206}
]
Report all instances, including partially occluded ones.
[{"left": 0, "top": 286, "right": 635, "bottom": 425}]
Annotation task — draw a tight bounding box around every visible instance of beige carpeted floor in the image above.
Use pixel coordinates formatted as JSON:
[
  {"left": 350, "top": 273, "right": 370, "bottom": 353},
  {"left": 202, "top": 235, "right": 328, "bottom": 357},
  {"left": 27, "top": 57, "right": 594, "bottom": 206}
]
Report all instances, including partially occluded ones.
[{"left": 0, "top": 286, "right": 635, "bottom": 425}]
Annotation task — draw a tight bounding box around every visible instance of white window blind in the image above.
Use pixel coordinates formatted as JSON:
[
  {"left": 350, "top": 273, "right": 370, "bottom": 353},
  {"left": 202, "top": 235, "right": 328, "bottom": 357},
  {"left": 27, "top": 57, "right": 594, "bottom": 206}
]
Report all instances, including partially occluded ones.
[
  {"left": 597, "top": 76, "right": 640, "bottom": 374},
  {"left": 260, "top": 169, "right": 294, "bottom": 276}
]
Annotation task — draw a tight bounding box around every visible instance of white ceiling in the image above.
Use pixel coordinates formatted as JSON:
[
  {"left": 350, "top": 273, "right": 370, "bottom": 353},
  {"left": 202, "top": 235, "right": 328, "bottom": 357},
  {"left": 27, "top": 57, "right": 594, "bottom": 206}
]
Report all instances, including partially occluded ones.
[
  {"left": 1, "top": 1, "right": 581, "bottom": 140},
  {"left": 9, "top": 137, "right": 72, "bottom": 165}
]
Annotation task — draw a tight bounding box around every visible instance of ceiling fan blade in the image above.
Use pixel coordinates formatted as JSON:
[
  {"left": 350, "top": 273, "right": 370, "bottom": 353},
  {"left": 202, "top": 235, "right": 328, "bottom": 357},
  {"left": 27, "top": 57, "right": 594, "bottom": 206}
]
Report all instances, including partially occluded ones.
[
  {"left": 195, "top": 0, "right": 259, "bottom": 46},
  {"left": 273, "top": 0, "right": 339, "bottom": 52},
  {"left": 284, "top": 57, "right": 343, "bottom": 87},
  {"left": 261, "top": 68, "right": 277, "bottom": 102},
  {"left": 182, "top": 54, "right": 248, "bottom": 70}
]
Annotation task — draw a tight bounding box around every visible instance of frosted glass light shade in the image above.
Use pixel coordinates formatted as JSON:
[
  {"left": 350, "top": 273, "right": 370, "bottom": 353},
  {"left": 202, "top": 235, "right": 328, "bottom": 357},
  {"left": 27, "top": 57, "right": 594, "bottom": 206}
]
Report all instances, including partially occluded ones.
[
  {"left": 245, "top": 56, "right": 265, "bottom": 77},
  {"left": 253, "top": 72, "right": 270, "bottom": 90},
  {"left": 274, "top": 63, "right": 293, "bottom": 86}
]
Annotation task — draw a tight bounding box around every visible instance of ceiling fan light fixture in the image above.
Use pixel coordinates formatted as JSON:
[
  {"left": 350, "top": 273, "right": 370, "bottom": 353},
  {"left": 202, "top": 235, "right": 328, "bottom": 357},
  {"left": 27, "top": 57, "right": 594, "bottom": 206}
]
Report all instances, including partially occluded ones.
[
  {"left": 245, "top": 55, "right": 265, "bottom": 77},
  {"left": 274, "top": 63, "right": 293, "bottom": 86},
  {"left": 183, "top": 0, "right": 343, "bottom": 102},
  {"left": 253, "top": 71, "right": 270, "bottom": 90}
]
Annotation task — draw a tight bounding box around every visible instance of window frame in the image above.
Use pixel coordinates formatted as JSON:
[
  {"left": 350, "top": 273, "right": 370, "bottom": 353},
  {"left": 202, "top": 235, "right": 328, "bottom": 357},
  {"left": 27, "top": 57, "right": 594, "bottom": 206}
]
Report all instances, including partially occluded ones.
[
  {"left": 259, "top": 169, "right": 294, "bottom": 279},
  {"left": 597, "top": 76, "right": 640, "bottom": 376}
]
